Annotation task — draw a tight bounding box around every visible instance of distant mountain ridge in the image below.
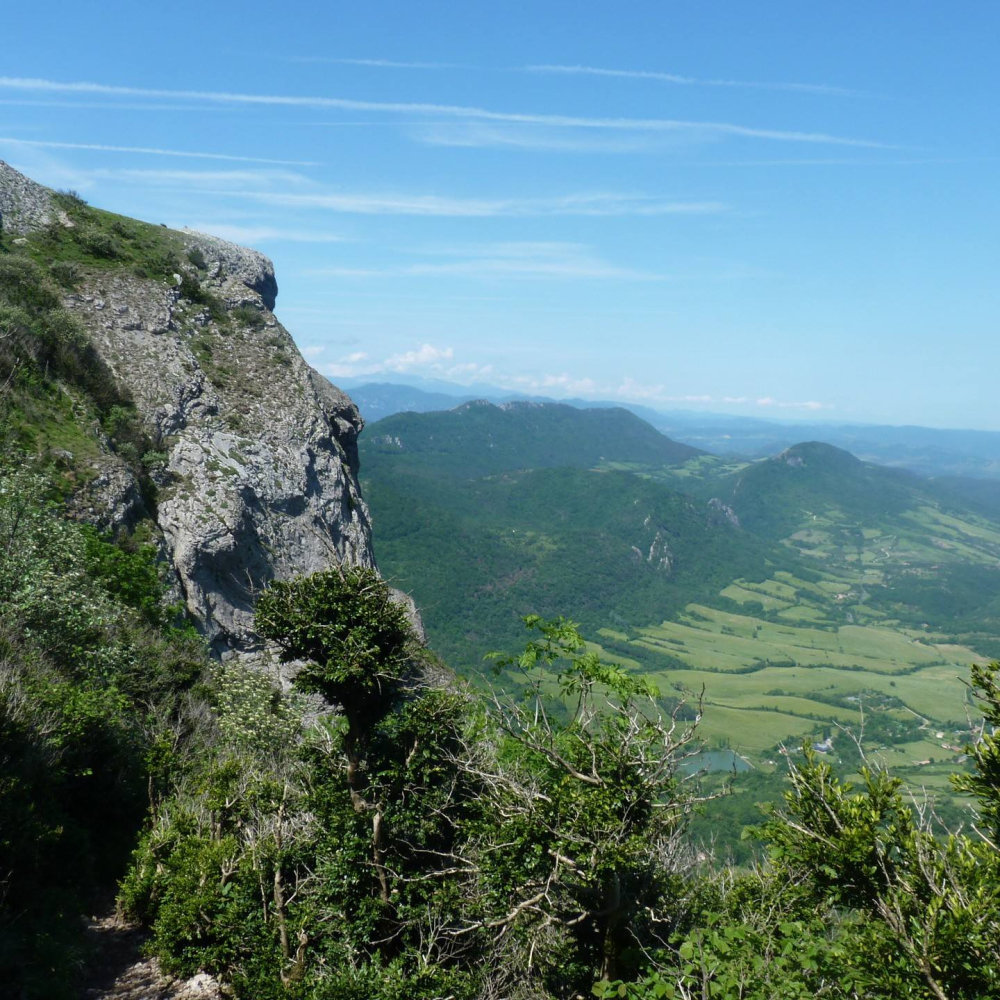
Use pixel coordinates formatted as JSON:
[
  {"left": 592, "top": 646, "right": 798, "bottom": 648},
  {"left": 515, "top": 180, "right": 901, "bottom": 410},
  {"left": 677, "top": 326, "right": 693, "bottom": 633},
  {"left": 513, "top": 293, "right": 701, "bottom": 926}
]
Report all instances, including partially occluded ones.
[
  {"left": 343, "top": 377, "right": 1000, "bottom": 480},
  {"left": 703, "top": 441, "right": 920, "bottom": 541},
  {"left": 361, "top": 399, "right": 702, "bottom": 479}
]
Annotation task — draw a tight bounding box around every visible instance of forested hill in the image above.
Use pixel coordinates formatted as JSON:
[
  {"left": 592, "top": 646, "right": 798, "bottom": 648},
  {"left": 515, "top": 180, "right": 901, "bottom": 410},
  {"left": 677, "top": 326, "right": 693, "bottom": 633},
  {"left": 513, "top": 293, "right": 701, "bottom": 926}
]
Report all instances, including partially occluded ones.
[
  {"left": 361, "top": 399, "right": 702, "bottom": 478},
  {"left": 703, "top": 440, "right": 923, "bottom": 540}
]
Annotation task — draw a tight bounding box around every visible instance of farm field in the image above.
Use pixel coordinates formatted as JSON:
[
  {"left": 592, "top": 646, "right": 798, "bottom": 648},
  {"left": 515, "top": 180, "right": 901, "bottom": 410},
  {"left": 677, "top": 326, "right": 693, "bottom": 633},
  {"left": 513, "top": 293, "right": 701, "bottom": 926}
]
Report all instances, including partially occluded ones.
[{"left": 594, "top": 597, "right": 983, "bottom": 763}]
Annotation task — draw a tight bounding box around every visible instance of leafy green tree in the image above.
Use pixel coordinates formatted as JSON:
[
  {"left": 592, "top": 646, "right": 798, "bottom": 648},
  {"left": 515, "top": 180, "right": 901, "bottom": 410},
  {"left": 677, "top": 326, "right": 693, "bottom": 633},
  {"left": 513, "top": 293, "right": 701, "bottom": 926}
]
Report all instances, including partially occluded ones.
[
  {"left": 255, "top": 567, "right": 415, "bottom": 811},
  {"left": 464, "top": 616, "right": 706, "bottom": 993}
]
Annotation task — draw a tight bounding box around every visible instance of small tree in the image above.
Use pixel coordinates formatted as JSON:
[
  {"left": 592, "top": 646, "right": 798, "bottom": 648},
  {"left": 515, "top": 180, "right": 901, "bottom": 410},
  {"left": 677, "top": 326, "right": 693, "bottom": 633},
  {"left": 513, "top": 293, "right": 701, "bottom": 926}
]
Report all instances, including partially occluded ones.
[
  {"left": 254, "top": 566, "right": 416, "bottom": 902},
  {"left": 461, "top": 616, "right": 706, "bottom": 989}
]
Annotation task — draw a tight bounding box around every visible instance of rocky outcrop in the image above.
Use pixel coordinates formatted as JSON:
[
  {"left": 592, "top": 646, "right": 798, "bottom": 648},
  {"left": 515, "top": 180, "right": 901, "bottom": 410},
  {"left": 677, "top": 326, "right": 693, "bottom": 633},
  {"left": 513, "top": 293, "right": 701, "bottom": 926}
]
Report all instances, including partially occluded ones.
[
  {"left": 72, "top": 245, "right": 372, "bottom": 654},
  {"left": 708, "top": 497, "right": 741, "bottom": 529},
  {"left": 1, "top": 162, "right": 379, "bottom": 655},
  {"left": 178, "top": 227, "right": 278, "bottom": 311},
  {"left": 0, "top": 160, "right": 55, "bottom": 234}
]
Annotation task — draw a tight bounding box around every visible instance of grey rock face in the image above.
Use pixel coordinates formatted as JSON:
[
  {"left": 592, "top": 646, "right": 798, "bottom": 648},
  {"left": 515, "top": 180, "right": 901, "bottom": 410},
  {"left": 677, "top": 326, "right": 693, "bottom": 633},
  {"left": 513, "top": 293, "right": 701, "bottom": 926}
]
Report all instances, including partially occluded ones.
[
  {"left": 66, "top": 250, "right": 374, "bottom": 653},
  {"left": 179, "top": 228, "right": 278, "bottom": 311},
  {"left": 708, "top": 497, "right": 741, "bottom": 529},
  {"left": 0, "top": 160, "right": 56, "bottom": 234}
]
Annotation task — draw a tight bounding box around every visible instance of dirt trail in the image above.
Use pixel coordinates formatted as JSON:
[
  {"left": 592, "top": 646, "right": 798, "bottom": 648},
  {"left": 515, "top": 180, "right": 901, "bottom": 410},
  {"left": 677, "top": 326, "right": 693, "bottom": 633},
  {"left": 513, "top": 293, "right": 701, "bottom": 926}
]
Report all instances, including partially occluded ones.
[{"left": 78, "top": 913, "right": 221, "bottom": 1000}]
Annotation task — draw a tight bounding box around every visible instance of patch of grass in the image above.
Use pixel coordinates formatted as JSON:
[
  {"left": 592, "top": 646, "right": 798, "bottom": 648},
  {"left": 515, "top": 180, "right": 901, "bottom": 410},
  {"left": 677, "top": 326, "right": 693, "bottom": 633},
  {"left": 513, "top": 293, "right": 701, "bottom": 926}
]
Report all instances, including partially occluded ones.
[
  {"left": 21, "top": 195, "right": 186, "bottom": 282},
  {"left": 232, "top": 305, "right": 266, "bottom": 330}
]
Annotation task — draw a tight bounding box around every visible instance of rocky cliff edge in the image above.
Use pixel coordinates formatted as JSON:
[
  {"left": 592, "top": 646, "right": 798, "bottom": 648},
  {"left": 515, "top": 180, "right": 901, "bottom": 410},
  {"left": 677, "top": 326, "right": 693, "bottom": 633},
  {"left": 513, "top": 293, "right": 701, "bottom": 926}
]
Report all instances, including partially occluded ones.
[{"left": 1, "top": 161, "right": 378, "bottom": 655}]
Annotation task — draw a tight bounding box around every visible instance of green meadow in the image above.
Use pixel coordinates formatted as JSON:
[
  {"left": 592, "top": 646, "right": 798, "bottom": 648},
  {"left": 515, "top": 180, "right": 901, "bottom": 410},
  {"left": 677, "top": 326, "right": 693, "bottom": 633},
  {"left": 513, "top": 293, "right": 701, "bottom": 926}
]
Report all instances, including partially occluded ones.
[{"left": 595, "top": 588, "right": 982, "bottom": 763}]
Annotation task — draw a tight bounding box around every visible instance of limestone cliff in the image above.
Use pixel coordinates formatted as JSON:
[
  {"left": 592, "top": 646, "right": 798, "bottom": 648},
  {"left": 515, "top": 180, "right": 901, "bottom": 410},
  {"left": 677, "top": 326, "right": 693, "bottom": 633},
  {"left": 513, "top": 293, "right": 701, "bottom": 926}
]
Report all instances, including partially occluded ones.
[{"left": 1, "top": 161, "right": 375, "bottom": 654}]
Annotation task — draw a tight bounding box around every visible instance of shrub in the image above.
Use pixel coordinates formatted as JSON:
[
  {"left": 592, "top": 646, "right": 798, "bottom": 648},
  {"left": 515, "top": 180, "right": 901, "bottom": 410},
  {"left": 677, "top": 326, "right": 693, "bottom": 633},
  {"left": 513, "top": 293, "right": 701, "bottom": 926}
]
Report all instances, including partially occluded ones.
[
  {"left": 79, "top": 227, "right": 122, "bottom": 260},
  {"left": 233, "top": 304, "right": 265, "bottom": 330},
  {"left": 49, "top": 260, "right": 81, "bottom": 288},
  {"left": 186, "top": 246, "right": 207, "bottom": 270}
]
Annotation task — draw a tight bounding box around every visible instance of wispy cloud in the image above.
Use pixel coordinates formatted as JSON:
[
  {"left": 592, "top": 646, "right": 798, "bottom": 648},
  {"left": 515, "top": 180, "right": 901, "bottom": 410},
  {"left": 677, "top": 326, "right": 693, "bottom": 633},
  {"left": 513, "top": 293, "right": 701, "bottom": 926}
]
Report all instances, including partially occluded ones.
[
  {"left": 409, "top": 122, "right": 666, "bottom": 154},
  {"left": 312, "top": 242, "right": 664, "bottom": 281},
  {"left": 503, "top": 372, "right": 599, "bottom": 395},
  {"left": 0, "top": 98, "right": 231, "bottom": 112},
  {"left": 755, "top": 396, "right": 828, "bottom": 410},
  {"left": 0, "top": 77, "right": 892, "bottom": 148},
  {"left": 326, "top": 342, "right": 453, "bottom": 378},
  {"left": 316, "top": 341, "right": 835, "bottom": 412},
  {"left": 79, "top": 167, "right": 315, "bottom": 187},
  {"left": 279, "top": 58, "right": 868, "bottom": 98},
  {"left": 290, "top": 57, "right": 468, "bottom": 70},
  {"left": 0, "top": 135, "right": 318, "bottom": 165},
  {"left": 614, "top": 378, "right": 830, "bottom": 410},
  {"left": 180, "top": 222, "right": 348, "bottom": 244},
  {"left": 523, "top": 64, "right": 869, "bottom": 98},
  {"left": 224, "top": 189, "right": 725, "bottom": 218},
  {"left": 384, "top": 343, "right": 453, "bottom": 372}
]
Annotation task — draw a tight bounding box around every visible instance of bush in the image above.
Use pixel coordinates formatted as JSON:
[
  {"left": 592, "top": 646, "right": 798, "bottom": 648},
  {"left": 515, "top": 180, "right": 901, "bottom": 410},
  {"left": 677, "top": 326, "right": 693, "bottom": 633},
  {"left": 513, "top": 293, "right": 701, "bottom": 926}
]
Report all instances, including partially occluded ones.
[
  {"left": 233, "top": 305, "right": 266, "bottom": 330},
  {"left": 0, "top": 465, "right": 208, "bottom": 997},
  {"left": 186, "top": 246, "right": 207, "bottom": 270},
  {"left": 79, "top": 227, "right": 123, "bottom": 260},
  {"left": 49, "top": 260, "right": 81, "bottom": 288}
]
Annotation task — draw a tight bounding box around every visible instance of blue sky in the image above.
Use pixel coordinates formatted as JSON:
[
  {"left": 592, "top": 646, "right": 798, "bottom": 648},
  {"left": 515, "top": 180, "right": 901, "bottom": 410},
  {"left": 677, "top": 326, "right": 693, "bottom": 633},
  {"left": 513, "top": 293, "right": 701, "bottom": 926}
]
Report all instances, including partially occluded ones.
[{"left": 3, "top": 2, "right": 998, "bottom": 428}]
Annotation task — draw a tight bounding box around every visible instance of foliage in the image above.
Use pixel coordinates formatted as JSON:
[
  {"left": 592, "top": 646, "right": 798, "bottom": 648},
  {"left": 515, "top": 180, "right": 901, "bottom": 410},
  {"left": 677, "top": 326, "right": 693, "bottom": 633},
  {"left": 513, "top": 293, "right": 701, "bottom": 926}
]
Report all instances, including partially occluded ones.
[
  {"left": 26, "top": 193, "right": 184, "bottom": 280},
  {"left": 602, "top": 666, "right": 1000, "bottom": 1000},
  {"left": 120, "top": 608, "right": 711, "bottom": 998},
  {"left": 0, "top": 464, "right": 208, "bottom": 998},
  {"left": 362, "top": 463, "right": 777, "bottom": 671}
]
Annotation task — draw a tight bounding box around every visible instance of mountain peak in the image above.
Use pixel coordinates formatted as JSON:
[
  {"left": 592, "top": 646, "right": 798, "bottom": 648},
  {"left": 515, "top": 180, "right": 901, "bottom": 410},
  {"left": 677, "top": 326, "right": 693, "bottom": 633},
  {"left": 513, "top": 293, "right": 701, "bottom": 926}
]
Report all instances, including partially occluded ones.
[
  {"left": 362, "top": 398, "right": 701, "bottom": 477},
  {"left": 776, "top": 441, "right": 863, "bottom": 469}
]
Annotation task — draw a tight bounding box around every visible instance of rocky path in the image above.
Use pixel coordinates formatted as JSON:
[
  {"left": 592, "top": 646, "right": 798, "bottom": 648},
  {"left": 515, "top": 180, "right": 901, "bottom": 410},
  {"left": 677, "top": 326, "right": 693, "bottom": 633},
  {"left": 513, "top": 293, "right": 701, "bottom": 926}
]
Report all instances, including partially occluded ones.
[{"left": 78, "top": 913, "right": 220, "bottom": 1000}]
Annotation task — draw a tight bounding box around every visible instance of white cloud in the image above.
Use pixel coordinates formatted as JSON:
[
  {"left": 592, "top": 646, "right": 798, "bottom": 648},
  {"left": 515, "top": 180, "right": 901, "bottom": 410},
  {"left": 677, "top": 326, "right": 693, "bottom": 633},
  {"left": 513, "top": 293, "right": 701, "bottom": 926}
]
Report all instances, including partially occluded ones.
[
  {"left": 522, "top": 64, "right": 869, "bottom": 98},
  {"left": 311, "top": 242, "right": 666, "bottom": 282},
  {"left": 181, "top": 222, "right": 348, "bottom": 244},
  {"left": 756, "top": 396, "right": 830, "bottom": 410},
  {"left": 324, "top": 343, "right": 456, "bottom": 380},
  {"left": 301, "top": 345, "right": 325, "bottom": 357},
  {"left": 225, "top": 189, "right": 725, "bottom": 219},
  {"left": 411, "top": 122, "right": 666, "bottom": 154},
  {"left": 384, "top": 343, "right": 454, "bottom": 372},
  {"left": 446, "top": 361, "right": 494, "bottom": 379},
  {"left": 291, "top": 57, "right": 468, "bottom": 70},
  {"left": 616, "top": 377, "right": 668, "bottom": 400},
  {"left": 0, "top": 77, "right": 893, "bottom": 148},
  {"left": 0, "top": 135, "right": 318, "bottom": 166},
  {"left": 98, "top": 168, "right": 314, "bottom": 187}
]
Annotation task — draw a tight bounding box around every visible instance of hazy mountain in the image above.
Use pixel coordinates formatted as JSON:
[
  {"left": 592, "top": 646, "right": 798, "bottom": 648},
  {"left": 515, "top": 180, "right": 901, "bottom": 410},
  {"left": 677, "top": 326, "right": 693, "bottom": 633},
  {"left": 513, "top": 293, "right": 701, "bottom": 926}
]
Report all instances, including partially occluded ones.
[
  {"left": 342, "top": 376, "right": 1000, "bottom": 480},
  {"left": 361, "top": 399, "right": 702, "bottom": 479}
]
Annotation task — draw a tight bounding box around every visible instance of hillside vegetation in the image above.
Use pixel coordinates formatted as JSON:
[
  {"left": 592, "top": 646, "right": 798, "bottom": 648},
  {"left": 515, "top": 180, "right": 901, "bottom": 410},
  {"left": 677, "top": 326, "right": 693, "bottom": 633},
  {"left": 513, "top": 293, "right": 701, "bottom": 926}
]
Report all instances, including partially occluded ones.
[{"left": 361, "top": 409, "right": 1000, "bottom": 831}]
